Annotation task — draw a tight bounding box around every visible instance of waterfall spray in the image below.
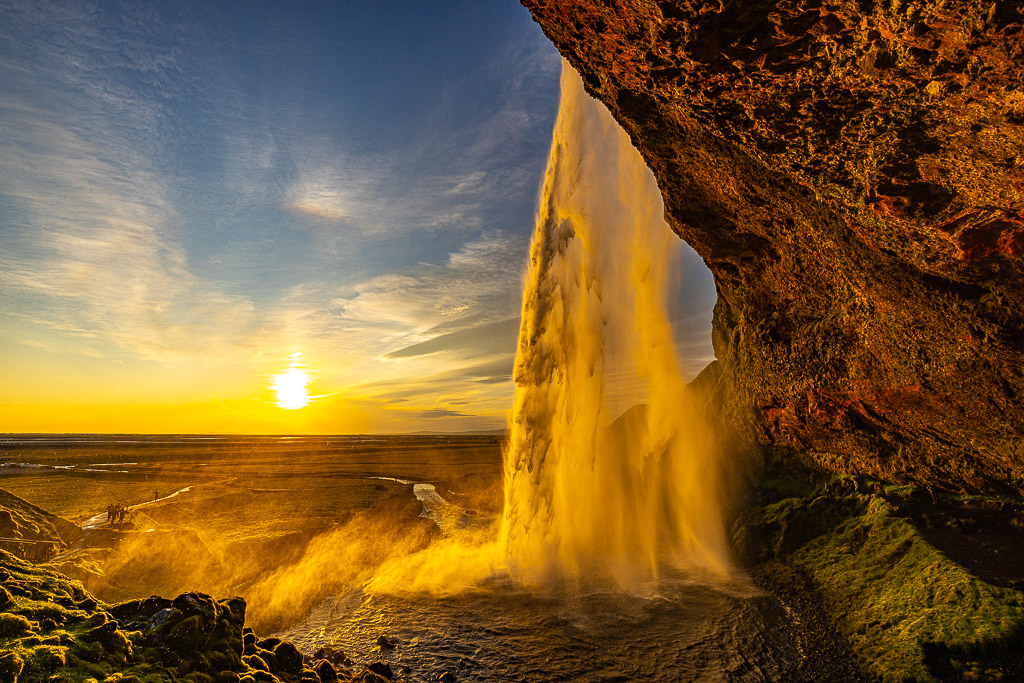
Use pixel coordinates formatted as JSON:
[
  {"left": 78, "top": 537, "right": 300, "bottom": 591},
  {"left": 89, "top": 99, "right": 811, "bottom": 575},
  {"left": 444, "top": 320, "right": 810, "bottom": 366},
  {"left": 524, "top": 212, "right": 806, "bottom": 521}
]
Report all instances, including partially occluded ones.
[{"left": 499, "top": 61, "right": 732, "bottom": 591}]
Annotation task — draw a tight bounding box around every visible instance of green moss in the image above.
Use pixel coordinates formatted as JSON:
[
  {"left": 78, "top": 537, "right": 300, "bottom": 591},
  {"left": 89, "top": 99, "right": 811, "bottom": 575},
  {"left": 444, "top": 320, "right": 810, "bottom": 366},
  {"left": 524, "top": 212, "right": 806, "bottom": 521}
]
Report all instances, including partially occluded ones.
[
  {"left": 0, "top": 549, "right": 305, "bottom": 683},
  {"left": 738, "top": 492, "right": 1024, "bottom": 681},
  {"left": 790, "top": 496, "right": 1024, "bottom": 681},
  {"left": 167, "top": 614, "right": 205, "bottom": 651},
  {"left": 0, "top": 651, "right": 25, "bottom": 683},
  {"left": 0, "top": 613, "right": 36, "bottom": 639},
  {"left": 243, "top": 654, "right": 270, "bottom": 673}
]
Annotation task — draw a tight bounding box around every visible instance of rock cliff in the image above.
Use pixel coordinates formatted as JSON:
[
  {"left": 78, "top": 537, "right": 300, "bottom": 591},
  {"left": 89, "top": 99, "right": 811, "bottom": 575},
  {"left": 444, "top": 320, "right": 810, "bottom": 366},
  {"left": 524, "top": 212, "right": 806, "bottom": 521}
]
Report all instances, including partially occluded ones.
[{"left": 522, "top": 0, "right": 1024, "bottom": 492}]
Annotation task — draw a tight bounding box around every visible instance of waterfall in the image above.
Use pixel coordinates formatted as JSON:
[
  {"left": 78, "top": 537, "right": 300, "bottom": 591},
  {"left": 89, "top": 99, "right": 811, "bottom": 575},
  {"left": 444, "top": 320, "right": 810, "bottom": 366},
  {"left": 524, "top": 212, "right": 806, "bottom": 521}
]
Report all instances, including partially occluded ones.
[{"left": 499, "top": 61, "right": 732, "bottom": 591}]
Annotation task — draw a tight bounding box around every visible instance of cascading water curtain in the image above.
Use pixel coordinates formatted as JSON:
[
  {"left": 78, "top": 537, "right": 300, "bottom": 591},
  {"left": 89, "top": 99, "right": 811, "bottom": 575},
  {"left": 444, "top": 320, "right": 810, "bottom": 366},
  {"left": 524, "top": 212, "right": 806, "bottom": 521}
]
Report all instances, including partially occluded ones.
[{"left": 501, "top": 61, "right": 732, "bottom": 592}]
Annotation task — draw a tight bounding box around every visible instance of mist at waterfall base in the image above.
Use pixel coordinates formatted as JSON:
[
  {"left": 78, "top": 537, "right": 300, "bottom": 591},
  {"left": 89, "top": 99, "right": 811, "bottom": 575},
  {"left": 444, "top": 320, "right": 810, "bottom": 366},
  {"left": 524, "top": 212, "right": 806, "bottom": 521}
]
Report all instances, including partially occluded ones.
[{"left": 273, "top": 63, "right": 806, "bottom": 680}]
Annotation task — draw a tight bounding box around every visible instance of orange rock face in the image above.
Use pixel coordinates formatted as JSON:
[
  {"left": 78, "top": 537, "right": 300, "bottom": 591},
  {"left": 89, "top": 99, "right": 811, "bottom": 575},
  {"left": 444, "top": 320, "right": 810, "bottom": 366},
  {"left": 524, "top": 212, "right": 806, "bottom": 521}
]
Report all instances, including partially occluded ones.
[{"left": 523, "top": 0, "right": 1024, "bottom": 492}]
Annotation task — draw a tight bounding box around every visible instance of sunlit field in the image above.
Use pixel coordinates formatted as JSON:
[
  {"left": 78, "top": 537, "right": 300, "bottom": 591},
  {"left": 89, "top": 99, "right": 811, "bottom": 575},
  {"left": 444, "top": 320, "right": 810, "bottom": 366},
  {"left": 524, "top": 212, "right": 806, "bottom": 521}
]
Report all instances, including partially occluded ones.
[{"left": 0, "top": 435, "right": 502, "bottom": 624}]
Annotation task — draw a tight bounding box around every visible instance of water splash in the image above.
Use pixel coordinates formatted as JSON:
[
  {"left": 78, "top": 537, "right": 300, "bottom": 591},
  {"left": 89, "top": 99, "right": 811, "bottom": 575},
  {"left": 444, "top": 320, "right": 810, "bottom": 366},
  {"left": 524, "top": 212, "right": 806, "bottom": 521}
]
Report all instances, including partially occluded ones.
[{"left": 499, "top": 61, "right": 732, "bottom": 591}]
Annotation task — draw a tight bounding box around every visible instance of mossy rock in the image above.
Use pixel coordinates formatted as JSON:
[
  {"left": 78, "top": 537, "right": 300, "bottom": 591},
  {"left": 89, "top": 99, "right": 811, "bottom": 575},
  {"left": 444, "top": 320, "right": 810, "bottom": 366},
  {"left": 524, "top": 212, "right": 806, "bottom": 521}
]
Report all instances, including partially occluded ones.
[
  {"left": 0, "top": 652, "right": 24, "bottom": 683},
  {"left": 351, "top": 669, "right": 389, "bottom": 683},
  {"left": 109, "top": 596, "right": 173, "bottom": 628},
  {"left": 732, "top": 493, "right": 865, "bottom": 565},
  {"left": 73, "top": 638, "right": 106, "bottom": 664},
  {"left": 0, "top": 549, "right": 306, "bottom": 683},
  {"left": 0, "top": 613, "right": 36, "bottom": 639},
  {"left": 792, "top": 497, "right": 1024, "bottom": 681},
  {"left": 0, "top": 585, "right": 13, "bottom": 610},
  {"left": 242, "top": 654, "right": 270, "bottom": 673},
  {"left": 272, "top": 642, "right": 302, "bottom": 676},
  {"left": 166, "top": 614, "right": 209, "bottom": 652},
  {"left": 22, "top": 645, "right": 67, "bottom": 677},
  {"left": 312, "top": 659, "right": 337, "bottom": 682}
]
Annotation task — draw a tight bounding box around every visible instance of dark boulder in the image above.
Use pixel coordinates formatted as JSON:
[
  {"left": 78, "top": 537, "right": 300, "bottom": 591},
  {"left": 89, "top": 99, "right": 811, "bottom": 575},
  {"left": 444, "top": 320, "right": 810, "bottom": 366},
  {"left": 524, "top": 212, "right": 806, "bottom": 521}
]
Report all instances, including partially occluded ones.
[
  {"left": 273, "top": 641, "right": 303, "bottom": 675},
  {"left": 313, "top": 659, "right": 338, "bottom": 682},
  {"left": 367, "top": 661, "right": 393, "bottom": 680},
  {"left": 254, "top": 647, "right": 276, "bottom": 673},
  {"left": 242, "top": 653, "right": 270, "bottom": 673},
  {"left": 313, "top": 646, "right": 353, "bottom": 668},
  {"left": 109, "top": 595, "right": 173, "bottom": 628}
]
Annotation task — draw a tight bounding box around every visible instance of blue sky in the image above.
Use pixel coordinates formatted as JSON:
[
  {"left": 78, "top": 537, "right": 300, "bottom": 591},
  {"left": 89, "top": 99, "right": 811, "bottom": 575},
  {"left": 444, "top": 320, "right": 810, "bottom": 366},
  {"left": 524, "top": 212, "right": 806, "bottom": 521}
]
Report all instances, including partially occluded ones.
[{"left": 0, "top": 0, "right": 715, "bottom": 433}]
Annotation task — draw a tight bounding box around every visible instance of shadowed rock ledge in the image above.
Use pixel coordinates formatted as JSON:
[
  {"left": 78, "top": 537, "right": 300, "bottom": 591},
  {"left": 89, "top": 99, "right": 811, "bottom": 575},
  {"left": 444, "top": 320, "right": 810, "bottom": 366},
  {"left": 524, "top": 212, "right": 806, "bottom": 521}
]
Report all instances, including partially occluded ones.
[{"left": 522, "top": 0, "right": 1024, "bottom": 493}]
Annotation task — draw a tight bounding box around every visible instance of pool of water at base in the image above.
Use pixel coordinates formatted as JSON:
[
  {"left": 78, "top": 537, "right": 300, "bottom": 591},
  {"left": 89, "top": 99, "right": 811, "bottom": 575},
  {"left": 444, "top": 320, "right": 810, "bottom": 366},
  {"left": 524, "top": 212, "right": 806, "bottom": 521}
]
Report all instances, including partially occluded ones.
[{"left": 276, "top": 572, "right": 804, "bottom": 682}]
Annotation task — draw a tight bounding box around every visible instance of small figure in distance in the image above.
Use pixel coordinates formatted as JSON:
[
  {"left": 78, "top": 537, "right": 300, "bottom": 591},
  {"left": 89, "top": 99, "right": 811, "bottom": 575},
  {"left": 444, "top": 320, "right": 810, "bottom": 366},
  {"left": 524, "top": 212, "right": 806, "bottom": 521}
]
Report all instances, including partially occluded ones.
[
  {"left": 154, "top": 490, "right": 159, "bottom": 501},
  {"left": 107, "top": 503, "right": 114, "bottom": 524}
]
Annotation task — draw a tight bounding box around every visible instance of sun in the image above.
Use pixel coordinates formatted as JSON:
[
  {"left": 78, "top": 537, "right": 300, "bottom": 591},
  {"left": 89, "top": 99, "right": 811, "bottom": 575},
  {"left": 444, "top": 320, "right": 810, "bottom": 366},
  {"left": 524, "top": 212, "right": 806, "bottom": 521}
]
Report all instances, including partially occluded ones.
[{"left": 272, "top": 367, "right": 310, "bottom": 410}]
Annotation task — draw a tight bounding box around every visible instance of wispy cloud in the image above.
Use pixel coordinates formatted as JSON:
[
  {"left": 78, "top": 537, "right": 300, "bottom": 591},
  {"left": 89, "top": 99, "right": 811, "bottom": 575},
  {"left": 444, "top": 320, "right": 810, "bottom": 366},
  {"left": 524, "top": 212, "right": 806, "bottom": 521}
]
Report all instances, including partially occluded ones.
[
  {"left": 282, "top": 154, "right": 489, "bottom": 238},
  {"left": 444, "top": 171, "right": 488, "bottom": 196},
  {"left": 0, "top": 97, "right": 259, "bottom": 362},
  {"left": 333, "top": 231, "right": 526, "bottom": 336},
  {"left": 418, "top": 408, "right": 468, "bottom": 419},
  {"left": 284, "top": 155, "right": 385, "bottom": 225},
  {"left": 384, "top": 318, "right": 519, "bottom": 359},
  {"left": 253, "top": 231, "right": 527, "bottom": 414}
]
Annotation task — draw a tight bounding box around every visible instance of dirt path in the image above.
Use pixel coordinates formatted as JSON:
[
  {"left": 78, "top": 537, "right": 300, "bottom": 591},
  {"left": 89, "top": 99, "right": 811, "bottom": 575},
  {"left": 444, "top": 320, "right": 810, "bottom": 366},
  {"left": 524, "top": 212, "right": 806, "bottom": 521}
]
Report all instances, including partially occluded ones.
[{"left": 80, "top": 485, "right": 193, "bottom": 530}]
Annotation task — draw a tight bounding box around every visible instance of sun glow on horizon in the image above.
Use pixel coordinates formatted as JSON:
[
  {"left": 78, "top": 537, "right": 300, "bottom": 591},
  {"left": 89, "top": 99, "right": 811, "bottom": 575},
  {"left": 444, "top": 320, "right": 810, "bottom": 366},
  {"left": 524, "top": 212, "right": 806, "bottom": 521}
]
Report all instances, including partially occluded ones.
[{"left": 272, "top": 364, "right": 311, "bottom": 410}]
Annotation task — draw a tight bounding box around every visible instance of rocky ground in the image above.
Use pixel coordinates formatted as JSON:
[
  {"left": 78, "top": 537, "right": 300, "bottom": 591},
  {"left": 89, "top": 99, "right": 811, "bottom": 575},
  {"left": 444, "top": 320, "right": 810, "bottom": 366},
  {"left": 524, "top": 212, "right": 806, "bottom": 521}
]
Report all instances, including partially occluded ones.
[
  {"left": 0, "top": 490, "right": 82, "bottom": 563},
  {"left": 0, "top": 547, "right": 403, "bottom": 683}
]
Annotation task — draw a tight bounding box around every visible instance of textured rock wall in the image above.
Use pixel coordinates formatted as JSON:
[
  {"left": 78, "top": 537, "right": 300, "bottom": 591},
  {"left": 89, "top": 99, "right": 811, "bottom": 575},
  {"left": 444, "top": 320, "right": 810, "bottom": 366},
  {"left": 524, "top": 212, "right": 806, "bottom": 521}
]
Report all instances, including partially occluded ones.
[{"left": 522, "top": 0, "right": 1024, "bottom": 492}]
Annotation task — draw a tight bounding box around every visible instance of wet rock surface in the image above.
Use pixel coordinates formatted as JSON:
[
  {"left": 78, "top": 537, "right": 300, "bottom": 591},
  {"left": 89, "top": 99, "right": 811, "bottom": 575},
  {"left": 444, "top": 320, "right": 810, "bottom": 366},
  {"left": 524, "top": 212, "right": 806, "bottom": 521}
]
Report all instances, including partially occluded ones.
[{"left": 522, "top": 0, "right": 1024, "bottom": 493}]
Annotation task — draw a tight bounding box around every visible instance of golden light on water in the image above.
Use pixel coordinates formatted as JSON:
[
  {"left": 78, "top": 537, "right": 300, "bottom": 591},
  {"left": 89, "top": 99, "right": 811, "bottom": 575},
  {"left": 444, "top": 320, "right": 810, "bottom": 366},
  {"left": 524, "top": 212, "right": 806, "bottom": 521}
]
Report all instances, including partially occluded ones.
[{"left": 272, "top": 365, "right": 310, "bottom": 410}]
